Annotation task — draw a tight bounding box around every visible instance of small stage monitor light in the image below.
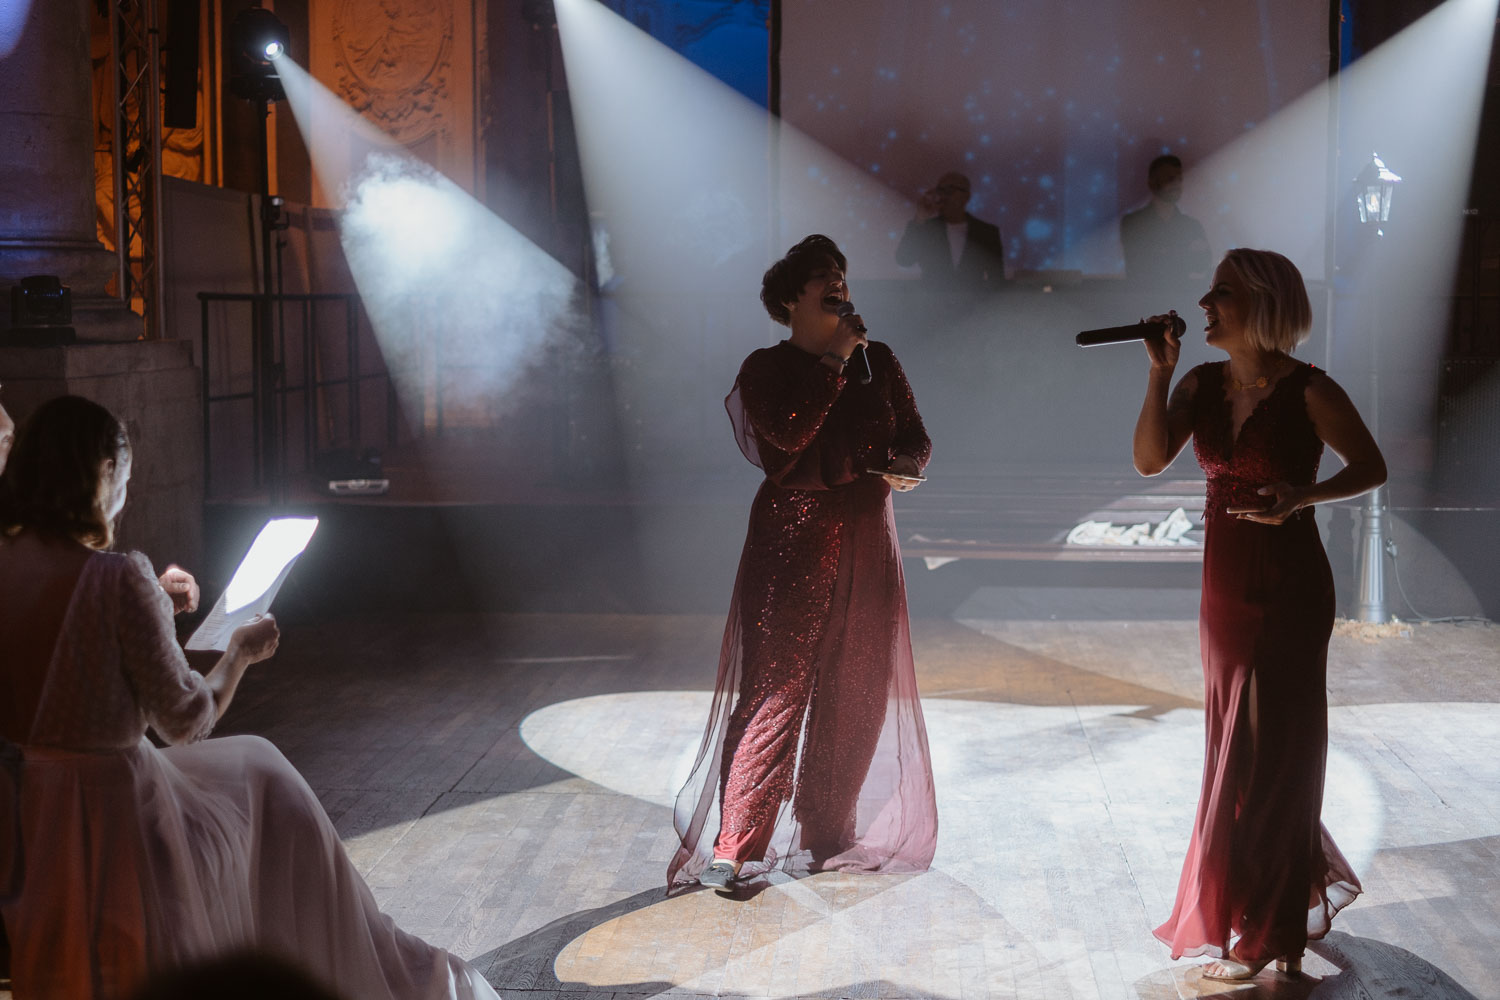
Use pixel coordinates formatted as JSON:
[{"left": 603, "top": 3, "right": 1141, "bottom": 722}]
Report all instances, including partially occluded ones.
[
  {"left": 316, "top": 448, "right": 388, "bottom": 496},
  {"left": 5, "top": 275, "right": 76, "bottom": 347},
  {"left": 228, "top": 6, "right": 289, "bottom": 103}
]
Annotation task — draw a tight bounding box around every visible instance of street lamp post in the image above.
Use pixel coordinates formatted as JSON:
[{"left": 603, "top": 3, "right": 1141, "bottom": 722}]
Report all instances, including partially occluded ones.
[{"left": 1352, "top": 153, "right": 1401, "bottom": 623}]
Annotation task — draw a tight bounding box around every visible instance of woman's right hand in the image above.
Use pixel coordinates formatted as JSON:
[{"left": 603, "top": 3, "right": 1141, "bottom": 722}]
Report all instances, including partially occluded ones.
[
  {"left": 229, "top": 614, "right": 280, "bottom": 665},
  {"left": 830, "top": 309, "right": 869, "bottom": 363},
  {"left": 1143, "top": 312, "right": 1181, "bottom": 372},
  {"left": 915, "top": 188, "right": 941, "bottom": 219}
]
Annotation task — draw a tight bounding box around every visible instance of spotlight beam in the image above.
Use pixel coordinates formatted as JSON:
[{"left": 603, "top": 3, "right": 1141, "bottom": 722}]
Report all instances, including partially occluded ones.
[{"left": 273, "top": 56, "right": 581, "bottom": 432}]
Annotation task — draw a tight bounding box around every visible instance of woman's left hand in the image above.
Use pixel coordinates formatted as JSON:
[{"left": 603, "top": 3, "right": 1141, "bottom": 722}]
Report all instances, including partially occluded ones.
[
  {"left": 883, "top": 454, "right": 923, "bottom": 492},
  {"left": 159, "top": 565, "right": 201, "bottom": 614},
  {"left": 1228, "top": 482, "right": 1308, "bottom": 525}
]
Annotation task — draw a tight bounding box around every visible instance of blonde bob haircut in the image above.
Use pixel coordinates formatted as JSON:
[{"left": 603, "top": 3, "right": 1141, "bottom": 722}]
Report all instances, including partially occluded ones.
[{"left": 1218, "top": 248, "right": 1313, "bottom": 352}]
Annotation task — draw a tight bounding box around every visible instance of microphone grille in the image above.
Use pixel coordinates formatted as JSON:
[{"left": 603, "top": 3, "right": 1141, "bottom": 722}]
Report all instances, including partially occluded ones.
[{"left": 835, "top": 300, "right": 856, "bottom": 317}]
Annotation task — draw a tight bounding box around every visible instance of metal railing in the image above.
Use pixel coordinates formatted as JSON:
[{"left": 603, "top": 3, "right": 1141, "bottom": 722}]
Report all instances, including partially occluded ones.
[{"left": 198, "top": 292, "right": 398, "bottom": 501}]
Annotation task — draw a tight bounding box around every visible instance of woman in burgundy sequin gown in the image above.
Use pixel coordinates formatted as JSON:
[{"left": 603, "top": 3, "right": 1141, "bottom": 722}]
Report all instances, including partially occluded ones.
[
  {"left": 1133, "top": 249, "right": 1386, "bottom": 981},
  {"left": 668, "top": 235, "right": 938, "bottom": 891}
]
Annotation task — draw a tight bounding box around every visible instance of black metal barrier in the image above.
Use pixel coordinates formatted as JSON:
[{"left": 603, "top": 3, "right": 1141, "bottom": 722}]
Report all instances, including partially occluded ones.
[{"left": 197, "top": 291, "right": 397, "bottom": 501}]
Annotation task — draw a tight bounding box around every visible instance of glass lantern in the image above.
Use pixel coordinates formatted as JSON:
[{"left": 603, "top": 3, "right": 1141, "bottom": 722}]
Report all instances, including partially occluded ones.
[{"left": 1354, "top": 153, "right": 1401, "bottom": 225}]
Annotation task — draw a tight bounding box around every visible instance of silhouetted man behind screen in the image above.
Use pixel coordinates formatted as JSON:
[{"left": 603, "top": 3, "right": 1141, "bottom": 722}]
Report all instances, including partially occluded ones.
[
  {"left": 1120, "top": 155, "right": 1211, "bottom": 292},
  {"left": 895, "top": 171, "right": 1004, "bottom": 294}
]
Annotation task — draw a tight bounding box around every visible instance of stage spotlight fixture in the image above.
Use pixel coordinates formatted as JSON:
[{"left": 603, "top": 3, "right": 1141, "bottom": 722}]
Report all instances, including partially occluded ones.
[
  {"left": 228, "top": 6, "right": 289, "bottom": 103},
  {"left": 522, "top": 0, "right": 557, "bottom": 28},
  {"left": 263, "top": 194, "right": 291, "bottom": 232}
]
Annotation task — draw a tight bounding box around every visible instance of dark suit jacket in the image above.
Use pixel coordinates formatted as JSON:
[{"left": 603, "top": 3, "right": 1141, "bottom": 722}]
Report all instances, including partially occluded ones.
[
  {"left": 895, "top": 214, "right": 1005, "bottom": 290},
  {"left": 1120, "top": 204, "right": 1211, "bottom": 290}
]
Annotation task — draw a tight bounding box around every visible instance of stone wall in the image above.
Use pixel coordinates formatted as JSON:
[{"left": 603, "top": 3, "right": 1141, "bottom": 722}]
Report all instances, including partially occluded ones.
[
  {"left": 310, "top": 0, "right": 482, "bottom": 202},
  {"left": 0, "top": 341, "right": 202, "bottom": 573}
]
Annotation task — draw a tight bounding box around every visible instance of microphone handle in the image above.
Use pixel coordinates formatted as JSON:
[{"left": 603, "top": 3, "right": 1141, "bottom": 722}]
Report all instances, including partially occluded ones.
[
  {"left": 834, "top": 301, "right": 874, "bottom": 383},
  {"left": 1074, "top": 317, "right": 1183, "bottom": 348},
  {"left": 851, "top": 344, "right": 873, "bottom": 384}
]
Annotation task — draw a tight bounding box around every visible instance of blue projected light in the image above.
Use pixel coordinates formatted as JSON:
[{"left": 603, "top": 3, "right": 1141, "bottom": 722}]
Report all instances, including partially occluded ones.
[
  {"left": 601, "top": 0, "right": 770, "bottom": 107},
  {"left": 620, "top": 0, "right": 1338, "bottom": 278},
  {"left": 0, "top": 0, "right": 32, "bottom": 59}
]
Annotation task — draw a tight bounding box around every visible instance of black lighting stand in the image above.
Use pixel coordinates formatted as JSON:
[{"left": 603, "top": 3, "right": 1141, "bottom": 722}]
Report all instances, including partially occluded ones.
[
  {"left": 255, "top": 95, "right": 280, "bottom": 501},
  {"left": 228, "top": 6, "right": 289, "bottom": 501}
]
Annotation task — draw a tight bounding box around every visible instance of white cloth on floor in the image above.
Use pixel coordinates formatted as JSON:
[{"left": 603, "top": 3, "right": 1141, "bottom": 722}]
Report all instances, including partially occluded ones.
[{"left": 1066, "top": 506, "right": 1198, "bottom": 546}]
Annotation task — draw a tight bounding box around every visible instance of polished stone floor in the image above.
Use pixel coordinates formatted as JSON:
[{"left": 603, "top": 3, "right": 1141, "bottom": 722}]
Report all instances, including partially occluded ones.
[{"left": 174, "top": 595, "right": 1500, "bottom": 1000}]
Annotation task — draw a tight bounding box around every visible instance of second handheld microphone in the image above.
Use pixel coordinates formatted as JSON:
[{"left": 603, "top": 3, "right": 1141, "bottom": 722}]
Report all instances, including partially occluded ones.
[{"left": 1075, "top": 314, "right": 1187, "bottom": 348}]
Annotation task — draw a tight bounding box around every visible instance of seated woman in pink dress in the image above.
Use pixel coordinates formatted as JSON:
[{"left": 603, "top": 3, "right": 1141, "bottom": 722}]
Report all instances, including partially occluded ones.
[
  {"left": 0, "top": 395, "right": 499, "bottom": 999},
  {"left": 1132, "top": 250, "right": 1386, "bottom": 981},
  {"left": 668, "top": 235, "right": 938, "bottom": 891}
]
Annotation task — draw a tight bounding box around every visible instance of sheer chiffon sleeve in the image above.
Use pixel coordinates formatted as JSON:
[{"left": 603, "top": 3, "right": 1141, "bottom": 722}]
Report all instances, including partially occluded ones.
[
  {"left": 728, "top": 346, "right": 848, "bottom": 484},
  {"left": 670, "top": 339, "right": 938, "bottom": 889},
  {"left": 882, "top": 345, "right": 931, "bottom": 471},
  {"left": 115, "top": 552, "right": 216, "bottom": 746}
]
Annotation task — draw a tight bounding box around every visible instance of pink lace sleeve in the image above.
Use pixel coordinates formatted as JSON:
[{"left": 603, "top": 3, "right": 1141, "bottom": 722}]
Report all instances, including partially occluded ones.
[{"left": 115, "top": 552, "right": 216, "bottom": 745}]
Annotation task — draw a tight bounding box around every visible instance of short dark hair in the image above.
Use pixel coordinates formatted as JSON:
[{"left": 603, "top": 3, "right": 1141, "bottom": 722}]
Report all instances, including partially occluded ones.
[
  {"left": 760, "top": 234, "right": 847, "bottom": 326},
  {"left": 0, "top": 395, "right": 130, "bottom": 549},
  {"left": 1148, "top": 154, "right": 1182, "bottom": 177}
]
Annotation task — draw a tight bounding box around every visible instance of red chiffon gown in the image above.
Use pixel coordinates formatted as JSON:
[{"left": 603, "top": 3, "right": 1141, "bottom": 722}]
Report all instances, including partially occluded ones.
[
  {"left": 668, "top": 339, "right": 938, "bottom": 889},
  {"left": 0, "top": 549, "right": 499, "bottom": 1000},
  {"left": 1155, "top": 361, "right": 1362, "bottom": 962}
]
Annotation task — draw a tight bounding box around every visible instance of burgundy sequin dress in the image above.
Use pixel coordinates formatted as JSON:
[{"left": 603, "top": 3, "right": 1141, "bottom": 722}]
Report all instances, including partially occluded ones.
[
  {"left": 1155, "top": 361, "right": 1362, "bottom": 961},
  {"left": 668, "top": 340, "right": 938, "bottom": 888}
]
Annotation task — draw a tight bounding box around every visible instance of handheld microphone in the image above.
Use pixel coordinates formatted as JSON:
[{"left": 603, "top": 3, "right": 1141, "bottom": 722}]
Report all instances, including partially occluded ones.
[
  {"left": 835, "top": 301, "right": 874, "bottom": 384},
  {"left": 1075, "top": 315, "right": 1186, "bottom": 348}
]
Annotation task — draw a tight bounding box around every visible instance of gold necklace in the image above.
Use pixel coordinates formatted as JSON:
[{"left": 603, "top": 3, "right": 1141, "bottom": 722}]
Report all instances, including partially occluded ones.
[{"left": 1227, "top": 358, "right": 1285, "bottom": 391}]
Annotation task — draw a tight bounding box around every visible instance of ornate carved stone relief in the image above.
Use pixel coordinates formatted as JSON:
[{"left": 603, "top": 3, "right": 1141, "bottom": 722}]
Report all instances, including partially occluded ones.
[{"left": 331, "top": 0, "right": 454, "bottom": 144}]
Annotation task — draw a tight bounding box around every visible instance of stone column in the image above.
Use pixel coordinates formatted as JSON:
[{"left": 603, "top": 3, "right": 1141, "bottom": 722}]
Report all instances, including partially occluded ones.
[
  {"left": 0, "top": 1, "right": 201, "bottom": 568},
  {"left": 0, "top": 0, "right": 141, "bottom": 340}
]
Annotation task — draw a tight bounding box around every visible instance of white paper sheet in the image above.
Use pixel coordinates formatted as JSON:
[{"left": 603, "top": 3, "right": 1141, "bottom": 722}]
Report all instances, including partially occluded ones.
[{"left": 186, "top": 517, "right": 319, "bottom": 651}]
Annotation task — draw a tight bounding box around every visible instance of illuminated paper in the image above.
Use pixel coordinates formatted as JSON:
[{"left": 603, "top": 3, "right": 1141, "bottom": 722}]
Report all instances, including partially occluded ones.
[{"left": 186, "top": 517, "right": 319, "bottom": 651}]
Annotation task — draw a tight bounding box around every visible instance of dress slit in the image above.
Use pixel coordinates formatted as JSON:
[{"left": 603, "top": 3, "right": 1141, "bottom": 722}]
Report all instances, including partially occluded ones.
[{"left": 1153, "top": 361, "right": 1360, "bottom": 962}]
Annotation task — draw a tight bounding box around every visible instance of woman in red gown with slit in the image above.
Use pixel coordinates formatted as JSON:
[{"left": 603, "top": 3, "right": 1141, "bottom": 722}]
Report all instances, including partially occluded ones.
[
  {"left": 668, "top": 235, "right": 938, "bottom": 891},
  {"left": 1132, "top": 249, "right": 1386, "bottom": 981}
]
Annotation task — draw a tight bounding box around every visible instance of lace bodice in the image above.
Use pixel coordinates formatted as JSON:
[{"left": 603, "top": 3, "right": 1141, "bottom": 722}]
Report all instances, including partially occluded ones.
[
  {"left": 19, "top": 550, "right": 215, "bottom": 750},
  {"left": 1190, "top": 361, "right": 1325, "bottom": 522}
]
